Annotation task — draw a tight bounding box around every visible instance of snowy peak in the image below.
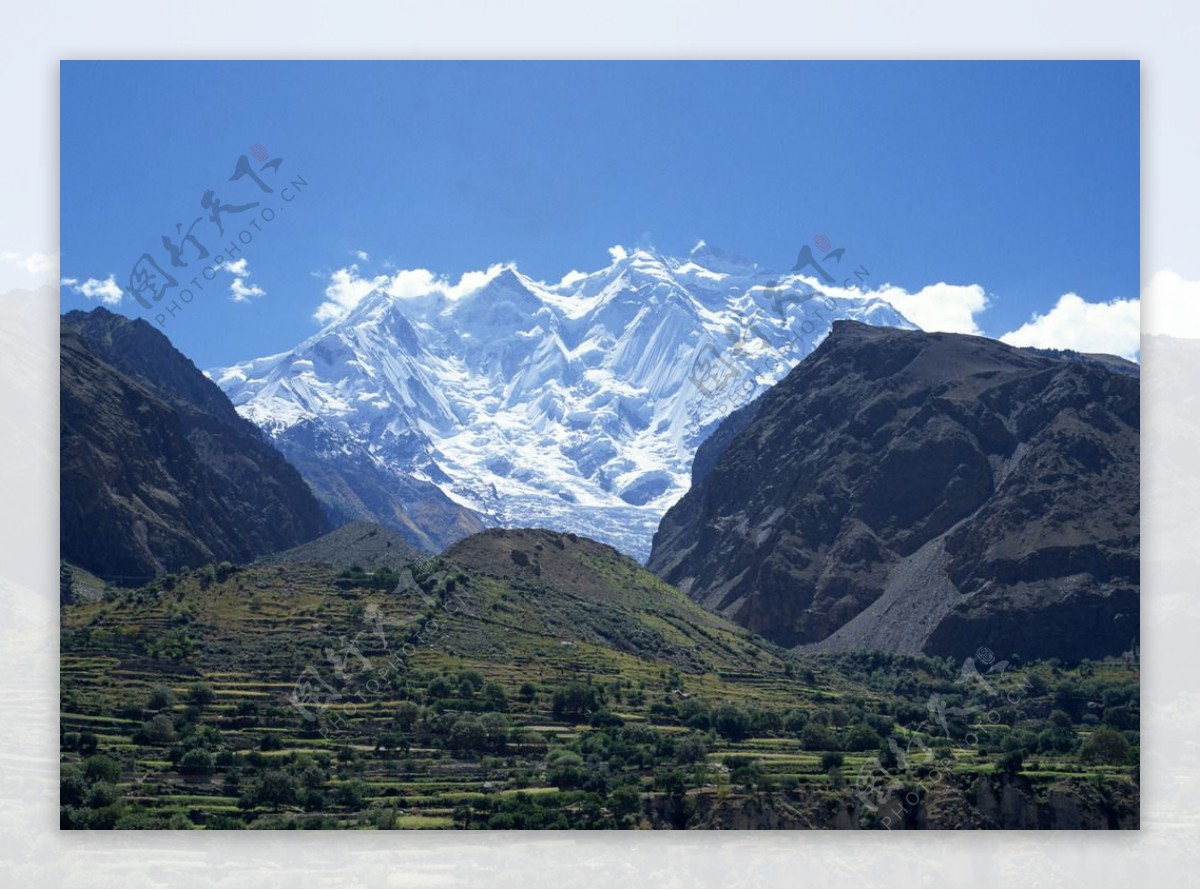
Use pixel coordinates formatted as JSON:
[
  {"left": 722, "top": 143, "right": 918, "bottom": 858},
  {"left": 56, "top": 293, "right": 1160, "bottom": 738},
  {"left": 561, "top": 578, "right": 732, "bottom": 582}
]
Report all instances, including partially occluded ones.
[{"left": 213, "top": 243, "right": 916, "bottom": 560}]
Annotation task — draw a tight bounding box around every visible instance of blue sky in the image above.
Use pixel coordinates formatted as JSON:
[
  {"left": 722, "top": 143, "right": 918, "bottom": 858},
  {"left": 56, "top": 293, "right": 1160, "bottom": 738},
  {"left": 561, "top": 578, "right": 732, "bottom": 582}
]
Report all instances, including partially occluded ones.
[{"left": 60, "top": 61, "right": 1140, "bottom": 367}]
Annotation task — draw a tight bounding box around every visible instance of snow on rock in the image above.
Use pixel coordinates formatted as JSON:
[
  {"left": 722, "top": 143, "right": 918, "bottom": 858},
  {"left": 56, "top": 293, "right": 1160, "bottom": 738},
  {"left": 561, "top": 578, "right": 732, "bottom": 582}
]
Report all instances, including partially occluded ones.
[{"left": 212, "top": 244, "right": 915, "bottom": 561}]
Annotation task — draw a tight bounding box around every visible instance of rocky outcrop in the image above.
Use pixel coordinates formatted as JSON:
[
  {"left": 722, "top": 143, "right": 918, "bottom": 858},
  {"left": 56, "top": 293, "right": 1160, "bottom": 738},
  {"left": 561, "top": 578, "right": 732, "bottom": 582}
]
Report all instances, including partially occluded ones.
[
  {"left": 648, "top": 321, "right": 1139, "bottom": 661},
  {"left": 60, "top": 308, "right": 327, "bottom": 583},
  {"left": 648, "top": 773, "right": 1139, "bottom": 829}
]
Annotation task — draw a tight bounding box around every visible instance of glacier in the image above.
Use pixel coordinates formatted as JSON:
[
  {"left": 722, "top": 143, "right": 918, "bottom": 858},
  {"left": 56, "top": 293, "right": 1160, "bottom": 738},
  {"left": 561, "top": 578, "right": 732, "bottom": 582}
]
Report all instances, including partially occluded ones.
[{"left": 211, "top": 241, "right": 915, "bottom": 561}]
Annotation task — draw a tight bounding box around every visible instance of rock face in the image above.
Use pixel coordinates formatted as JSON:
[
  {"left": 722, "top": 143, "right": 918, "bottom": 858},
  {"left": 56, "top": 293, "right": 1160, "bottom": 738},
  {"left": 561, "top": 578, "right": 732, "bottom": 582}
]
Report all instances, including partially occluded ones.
[
  {"left": 648, "top": 321, "right": 1139, "bottom": 661},
  {"left": 60, "top": 308, "right": 327, "bottom": 583}
]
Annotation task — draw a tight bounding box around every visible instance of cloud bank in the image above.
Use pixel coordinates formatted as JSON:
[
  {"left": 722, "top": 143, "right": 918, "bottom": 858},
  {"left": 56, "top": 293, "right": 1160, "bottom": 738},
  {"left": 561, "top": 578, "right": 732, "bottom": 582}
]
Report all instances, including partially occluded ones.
[
  {"left": 61, "top": 275, "right": 123, "bottom": 306},
  {"left": 1000, "top": 293, "right": 1140, "bottom": 362}
]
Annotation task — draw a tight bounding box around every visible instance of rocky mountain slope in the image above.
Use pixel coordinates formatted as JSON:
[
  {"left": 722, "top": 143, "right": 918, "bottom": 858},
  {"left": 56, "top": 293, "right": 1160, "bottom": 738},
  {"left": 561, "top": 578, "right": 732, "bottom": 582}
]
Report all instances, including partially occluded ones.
[
  {"left": 260, "top": 520, "right": 423, "bottom": 570},
  {"left": 648, "top": 321, "right": 1139, "bottom": 661},
  {"left": 60, "top": 308, "right": 327, "bottom": 583},
  {"left": 212, "top": 243, "right": 911, "bottom": 559}
]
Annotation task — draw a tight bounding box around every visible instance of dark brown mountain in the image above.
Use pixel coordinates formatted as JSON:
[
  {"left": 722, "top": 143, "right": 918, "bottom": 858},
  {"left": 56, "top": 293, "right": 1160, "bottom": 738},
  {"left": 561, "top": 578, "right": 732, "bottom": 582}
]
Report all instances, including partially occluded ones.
[
  {"left": 648, "top": 321, "right": 1139, "bottom": 662},
  {"left": 60, "top": 308, "right": 327, "bottom": 583}
]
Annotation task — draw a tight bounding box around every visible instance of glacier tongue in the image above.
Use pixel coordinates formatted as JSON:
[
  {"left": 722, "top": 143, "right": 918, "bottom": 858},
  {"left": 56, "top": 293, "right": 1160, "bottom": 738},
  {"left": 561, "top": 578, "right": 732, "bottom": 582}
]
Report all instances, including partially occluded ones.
[{"left": 211, "top": 245, "right": 915, "bottom": 561}]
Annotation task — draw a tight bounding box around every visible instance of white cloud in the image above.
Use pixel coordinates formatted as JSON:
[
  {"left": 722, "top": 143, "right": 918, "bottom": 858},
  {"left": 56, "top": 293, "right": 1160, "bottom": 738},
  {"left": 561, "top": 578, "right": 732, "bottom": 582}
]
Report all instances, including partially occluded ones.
[
  {"left": 354, "top": 249, "right": 370, "bottom": 262},
  {"left": 313, "top": 263, "right": 513, "bottom": 324},
  {"left": 607, "top": 245, "right": 629, "bottom": 262},
  {"left": 62, "top": 274, "right": 123, "bottom": 306},
  {"left": 445, "top": 264, "right": 508, "bottom": 299},
  {"left": 2, "top": 250, "right": 58, "bottom": 277},
  {"left": 230, "top": 278, "right": 266, "bottom": 303},
  {"left": 1000, "top": 293, "right": 1140, "bottom": 361},
  {"left": 383, "top": 268, "right": 439, "bottom": 299},
  {"left": 1142, "top": 269, "right": 1200, "bottom": 338},
  {"left": 222, "top": 258, "right": 266, "bottom": 303},
  {"left": 314, "top": 265, "right": 390, "bottom": 323},
  {"left": 874, "top": 282, "right": 990, "bottom": 335},
  {"left": 788, "top": 273, "right": 990, "bottom": 335}
]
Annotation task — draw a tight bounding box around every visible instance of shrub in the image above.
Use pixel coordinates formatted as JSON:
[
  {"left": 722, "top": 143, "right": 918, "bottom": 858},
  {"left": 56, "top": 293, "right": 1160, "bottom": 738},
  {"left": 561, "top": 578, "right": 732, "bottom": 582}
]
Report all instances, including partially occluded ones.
[
  {"left": 545, "top": 750, "right": 586, "bottom": 789},
  {"left": 998, "top": 749, "right": 1025, "bottom": 774},
  {"left": 82, "top": 754, "right": 122, "bottom": 784},
  {"left": 60, "top": 769, "right": 88, "bottom": 807},
  {"left": 140, "top": 714, "right": 176, "bottom": 745},
  {"left": 333, "top": 780, "right": 367, "bottom": 809},
  {"left": 187, "top": 682, "right": 215, "bottom": 707},
  {"left": 821, "top": 751, "right": 845, "bottom": 772},
  {"left": 447, "top": 716, "right": 487, "bottom": 755},
  {"left": 714, "top": 704, "right": 752, "bottom": 742},
  {"left": 147, "top": 684, "right": 175, "bottom": 711},
  {"left": 179, "top": 748, "right": 216, "bottom": 776},
  {"left": 551, "top": 683, "right": 600, "bottom": 719},
  {"left": 251, "top": 770, "right": 299, "bottom": 808}
]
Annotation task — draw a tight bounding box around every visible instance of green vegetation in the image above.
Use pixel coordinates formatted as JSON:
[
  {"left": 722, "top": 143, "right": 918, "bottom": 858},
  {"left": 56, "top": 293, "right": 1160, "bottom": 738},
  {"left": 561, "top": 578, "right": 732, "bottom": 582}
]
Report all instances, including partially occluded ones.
[{"left": 59, "top": 559, "right": 1139, "bottom": 829}]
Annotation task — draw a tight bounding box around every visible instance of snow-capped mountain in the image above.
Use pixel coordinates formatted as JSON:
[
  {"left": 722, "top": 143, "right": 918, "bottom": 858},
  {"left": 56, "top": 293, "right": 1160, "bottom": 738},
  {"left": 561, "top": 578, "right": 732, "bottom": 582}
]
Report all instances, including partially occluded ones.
[{"left": 211, "top": 242, "right": 914, "bottom": 560}]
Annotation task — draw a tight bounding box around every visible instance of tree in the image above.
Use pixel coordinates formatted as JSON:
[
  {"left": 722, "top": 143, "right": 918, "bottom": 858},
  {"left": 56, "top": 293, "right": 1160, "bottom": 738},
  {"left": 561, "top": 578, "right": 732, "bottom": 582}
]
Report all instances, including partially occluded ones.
[
  {"left": 187, "top": 682, "right": 215, "bottom": 708},
  {"left": 482, "top": 682, "right": 508, "bottom": 711},
  {"left": 60, "top": 769, "right": 88, "bottom": 807},
  {"left": 334, "top": 779, "right": 367, "bottom": 808},
  {"left": 448, "top": 716, "right": 487, "bottom": 755},
  {"left": 518, "top": 682, "right": 537, "bottom": 704},
  {"left": 147, "top": 685, "right": 175, "bottom": 711},
  {"left": 394, "top": 701, "right": 421, "bottom": 732},
  {"left": 1079, "top": 727, "right": 1132, "bottom": 765},
  {"left": 801, "top": 723, "right": 837, "bottom": 752},
  {"left": 81, "top": 755, "right": 122, "bottom": 786},
  {"left": 998, "top": 749, "right": 1025, "bottom": 774},
  {"left": 821, "top": 751, "right": 845, "bottom": 772},
  {"left": 1103, "top": 704, "right": 1137, "bottom": 731},
  {"left": 545, "top": 750, "right": 586, "bottom": 789},
  {"left": 844, "top": 723, "right": 882, "bottom": 752},
  {"left": 252, "top": 770, "right": 299, "bottom": 808},
  {"left": 714, "top": 704, "right": 751, "bottom": 742},
  {"left": 140, "top": 714, "right": 176, "bottom": 745},
  {"left": 480, "top": 713, "right": 510, "bottom": 752},
  {"left": 675, "top": 733, "right": 709, "bottom": 765},
  {"left": 179, "top": 748, "right": 216, "bottom": 776},
  {"left": 551, "top": 683, "right": 599, "bottom": 720}
]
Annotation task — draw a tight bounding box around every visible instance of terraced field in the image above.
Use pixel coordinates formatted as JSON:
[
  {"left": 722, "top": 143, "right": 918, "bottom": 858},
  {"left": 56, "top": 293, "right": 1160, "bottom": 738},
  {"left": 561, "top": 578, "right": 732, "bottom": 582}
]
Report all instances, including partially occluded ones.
[{"left": 60, "top": 534, "right": 1140, "bottom": 829}]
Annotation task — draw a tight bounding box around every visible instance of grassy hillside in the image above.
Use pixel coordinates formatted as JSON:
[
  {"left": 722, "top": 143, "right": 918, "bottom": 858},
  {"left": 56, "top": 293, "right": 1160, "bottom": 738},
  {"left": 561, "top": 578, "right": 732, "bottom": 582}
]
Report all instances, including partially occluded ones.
[{"left": 60, "top": 532, "right": 1139, "bottom": 829}]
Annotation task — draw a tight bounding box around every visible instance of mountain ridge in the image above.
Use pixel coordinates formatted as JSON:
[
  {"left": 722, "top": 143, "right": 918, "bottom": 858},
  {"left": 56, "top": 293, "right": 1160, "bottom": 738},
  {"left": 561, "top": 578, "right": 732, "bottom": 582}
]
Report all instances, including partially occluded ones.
[
  {"left": 212, "top": 245, "right": 914, "bottom": 559},
  {"left": 60, "top": 308, "right": 328, "bottom": 583},
  {"left": 648, "top": 320, "right": 1139, "bottom": 660}
]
